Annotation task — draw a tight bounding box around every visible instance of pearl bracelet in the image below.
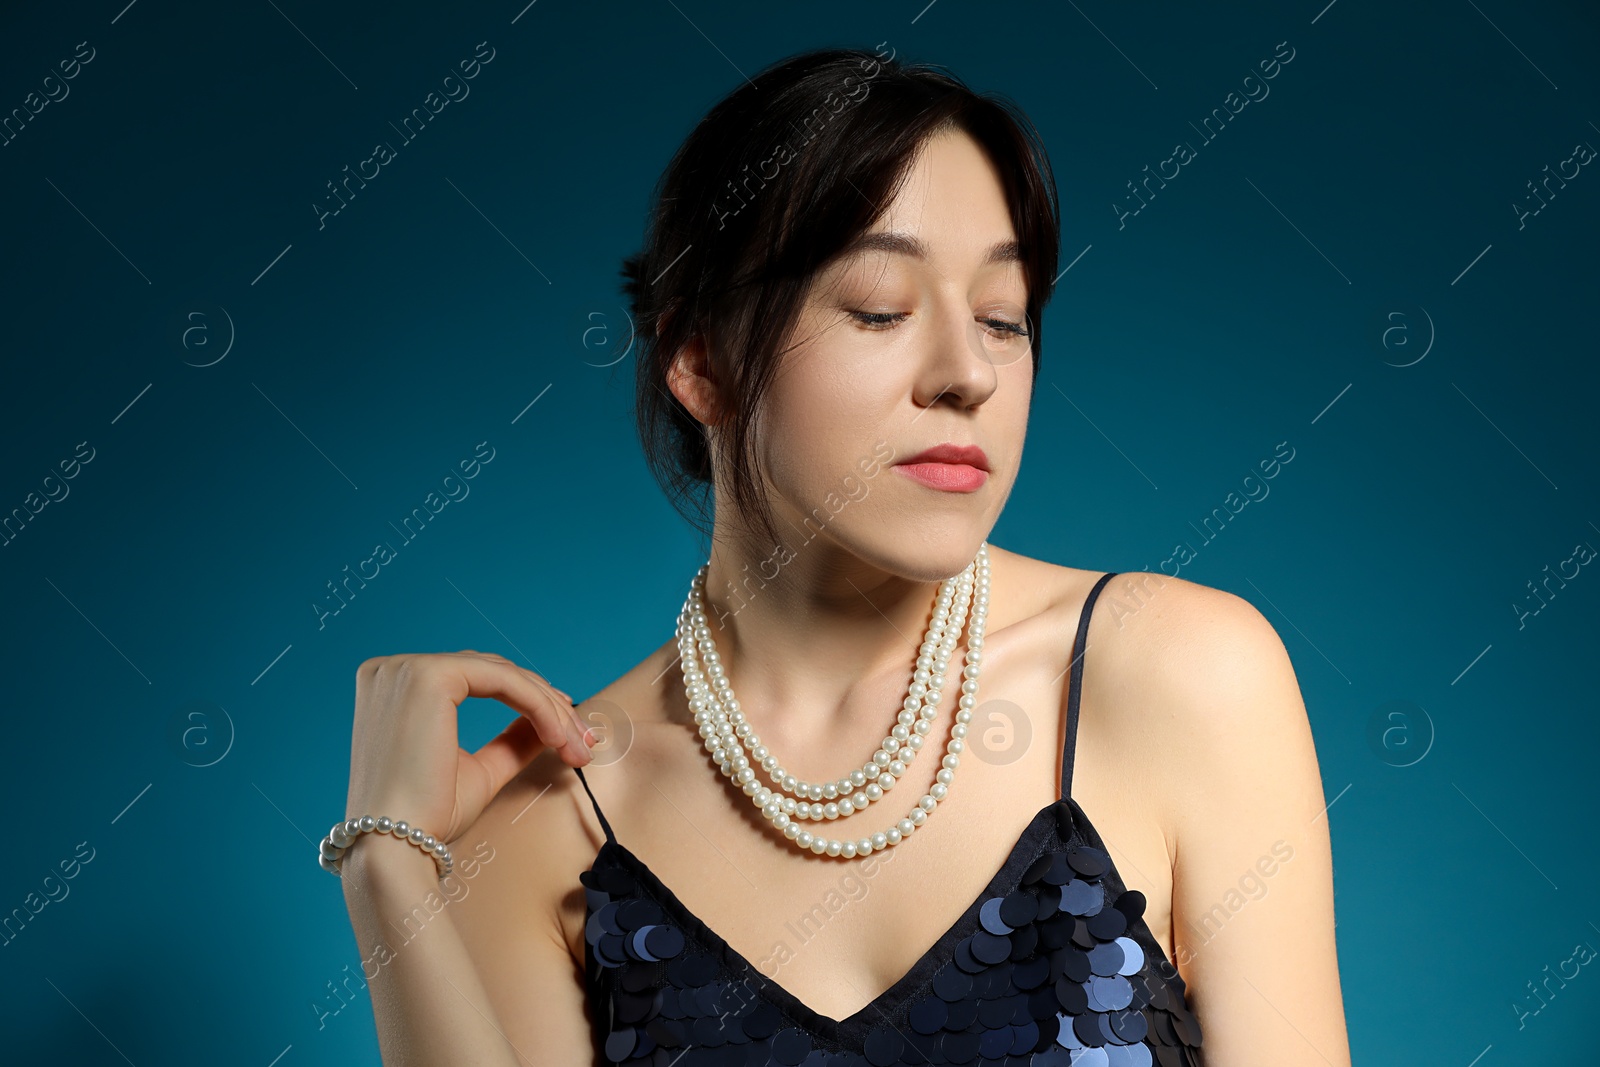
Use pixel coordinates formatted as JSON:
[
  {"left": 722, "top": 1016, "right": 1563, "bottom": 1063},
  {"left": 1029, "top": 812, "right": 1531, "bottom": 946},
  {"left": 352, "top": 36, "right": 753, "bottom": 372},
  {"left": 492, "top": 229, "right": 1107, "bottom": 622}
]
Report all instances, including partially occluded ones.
[{"left": 319, "top": 815, "right": 454, "bottom": 881}]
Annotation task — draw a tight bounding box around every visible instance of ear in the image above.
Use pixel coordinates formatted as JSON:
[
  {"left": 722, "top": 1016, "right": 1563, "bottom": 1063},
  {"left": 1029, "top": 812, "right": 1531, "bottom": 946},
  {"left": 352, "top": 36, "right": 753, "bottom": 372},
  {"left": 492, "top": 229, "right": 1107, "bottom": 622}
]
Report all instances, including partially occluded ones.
[{"left": 664, "top": 329, "right": 725, "bottom": 427}]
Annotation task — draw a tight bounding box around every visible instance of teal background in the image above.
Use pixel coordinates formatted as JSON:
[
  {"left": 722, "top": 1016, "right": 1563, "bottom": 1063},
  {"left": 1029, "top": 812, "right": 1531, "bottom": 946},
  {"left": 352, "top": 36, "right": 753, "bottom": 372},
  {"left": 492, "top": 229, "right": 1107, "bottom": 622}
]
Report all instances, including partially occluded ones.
[{"left": 2, "top": 0, "right": 1596, "bottom": 1063}]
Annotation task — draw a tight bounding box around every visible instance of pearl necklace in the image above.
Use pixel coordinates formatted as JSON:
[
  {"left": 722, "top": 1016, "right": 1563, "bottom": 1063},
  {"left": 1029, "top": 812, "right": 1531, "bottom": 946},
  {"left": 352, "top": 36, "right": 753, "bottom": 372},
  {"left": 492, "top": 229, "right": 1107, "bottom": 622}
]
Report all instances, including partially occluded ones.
[{"left": 677, "top": 542, "right": 990, "bottom": 859}]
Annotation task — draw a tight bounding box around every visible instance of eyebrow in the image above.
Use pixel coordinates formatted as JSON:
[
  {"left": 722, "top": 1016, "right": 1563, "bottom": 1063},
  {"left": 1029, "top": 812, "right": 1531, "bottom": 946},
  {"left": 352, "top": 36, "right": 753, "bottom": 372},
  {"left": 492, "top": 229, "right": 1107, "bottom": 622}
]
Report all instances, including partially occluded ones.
[{"left": 836, "top": 230, "right": 1023, "bottom": 268}]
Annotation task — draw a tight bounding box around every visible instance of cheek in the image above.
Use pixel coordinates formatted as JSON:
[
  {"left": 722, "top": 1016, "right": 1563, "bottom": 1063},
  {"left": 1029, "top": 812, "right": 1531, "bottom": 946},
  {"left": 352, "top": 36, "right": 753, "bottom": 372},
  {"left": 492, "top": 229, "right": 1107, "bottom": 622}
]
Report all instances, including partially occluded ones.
[{"left": 759, "top": 367, "right": 896, "bottom": 496}]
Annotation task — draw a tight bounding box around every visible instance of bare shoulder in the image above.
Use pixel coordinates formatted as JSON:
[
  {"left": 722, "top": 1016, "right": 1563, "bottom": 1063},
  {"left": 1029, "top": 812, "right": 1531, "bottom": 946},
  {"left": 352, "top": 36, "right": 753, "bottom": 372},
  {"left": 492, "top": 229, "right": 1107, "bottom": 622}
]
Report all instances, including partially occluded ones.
[
  {"left": 448, "top": 642, "right": 676, "bottom": 943},
  {"left": 441, "top": 742, "right": 603, "bottom": 1060},
  {"left": 1090, "top": 571, "right": 1313, "bottom": 773},
  {"left": 967, "top": 548, "right": 1297, "bottom": 746},
  {"left": 1093, "top": 569, "right": 1288, "bottom": 680},
  {"left": 1005, "top": 558, "right": 1317, "bottom": 827},
  {"left": 449, "top": 733, "right": 604, "bottom": 947},
  {"left": 1090, "top": 568, "right": 1330, "bottom": 872},
  {"left": 1073, "top": 579, "right": 1347, "bottom": 1059},
  {"left": 440, "top": 643, "right": 679, "bottom": 1060}
]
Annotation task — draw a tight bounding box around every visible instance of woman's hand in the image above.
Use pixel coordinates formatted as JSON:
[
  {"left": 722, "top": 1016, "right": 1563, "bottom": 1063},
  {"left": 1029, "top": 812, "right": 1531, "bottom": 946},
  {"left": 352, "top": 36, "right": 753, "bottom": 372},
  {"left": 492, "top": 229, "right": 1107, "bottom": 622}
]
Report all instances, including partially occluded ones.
[{"left": 344, "top": 650, "right": 594, "bottom": 864}]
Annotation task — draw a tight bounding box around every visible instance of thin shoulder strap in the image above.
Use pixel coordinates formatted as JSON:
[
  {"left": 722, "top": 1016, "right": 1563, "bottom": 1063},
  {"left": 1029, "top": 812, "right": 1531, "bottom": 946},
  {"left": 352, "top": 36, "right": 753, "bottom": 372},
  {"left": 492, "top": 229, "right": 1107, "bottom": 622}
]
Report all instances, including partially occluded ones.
[
  {"left": 1061, "top": 571, "right": 1119, "bottom": 801},
  {"left": 572, "top": 765, "right": 617, "bottom": 845}
]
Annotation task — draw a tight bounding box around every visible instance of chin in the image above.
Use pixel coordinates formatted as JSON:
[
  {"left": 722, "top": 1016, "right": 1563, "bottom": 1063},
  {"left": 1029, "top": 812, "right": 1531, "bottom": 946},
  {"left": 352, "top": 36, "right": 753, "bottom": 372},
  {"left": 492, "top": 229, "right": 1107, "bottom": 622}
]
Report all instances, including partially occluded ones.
[{"left": 839, "top": 519, "right": 993, "bottom": 584}]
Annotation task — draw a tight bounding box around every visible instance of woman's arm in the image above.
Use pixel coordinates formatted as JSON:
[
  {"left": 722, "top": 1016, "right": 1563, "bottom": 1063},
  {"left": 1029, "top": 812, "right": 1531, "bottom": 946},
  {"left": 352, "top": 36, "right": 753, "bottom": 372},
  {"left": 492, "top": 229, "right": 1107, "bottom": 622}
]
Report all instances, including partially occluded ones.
[
  {"left": 336, "top": 652, "right": 598, "bottom": 1065},
  {"left": 341, "top": 831, "right": 595, "bottom": 1066},
  {"left": 1148, "top": 582, "right": 1353, "bottom": 1066},
  {"left": 341, "top": 839, "right": 522, "bottom": 1065}
]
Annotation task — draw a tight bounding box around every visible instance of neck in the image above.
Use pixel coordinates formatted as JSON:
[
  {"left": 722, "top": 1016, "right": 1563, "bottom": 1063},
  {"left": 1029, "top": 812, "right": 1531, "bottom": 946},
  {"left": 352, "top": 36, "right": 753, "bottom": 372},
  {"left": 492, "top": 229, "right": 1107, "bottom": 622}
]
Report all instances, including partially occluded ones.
[{"left": 690, "top": 527, "right": 979, "bottom": 749}]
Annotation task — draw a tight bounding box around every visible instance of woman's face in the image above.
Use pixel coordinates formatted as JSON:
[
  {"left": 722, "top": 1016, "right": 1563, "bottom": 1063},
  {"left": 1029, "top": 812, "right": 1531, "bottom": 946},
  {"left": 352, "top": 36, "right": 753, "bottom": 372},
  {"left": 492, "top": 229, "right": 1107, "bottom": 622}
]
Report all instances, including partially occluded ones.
[{"left": 751, "top": 128, "right": 1035, "bottom": 581}]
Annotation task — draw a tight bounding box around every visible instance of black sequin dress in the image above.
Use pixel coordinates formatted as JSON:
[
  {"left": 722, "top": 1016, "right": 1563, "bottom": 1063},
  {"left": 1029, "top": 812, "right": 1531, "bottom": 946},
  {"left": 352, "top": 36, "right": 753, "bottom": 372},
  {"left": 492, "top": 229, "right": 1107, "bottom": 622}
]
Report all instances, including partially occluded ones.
[{"left": 572, "top": 571, "right": 1205, "bottom": 1066}]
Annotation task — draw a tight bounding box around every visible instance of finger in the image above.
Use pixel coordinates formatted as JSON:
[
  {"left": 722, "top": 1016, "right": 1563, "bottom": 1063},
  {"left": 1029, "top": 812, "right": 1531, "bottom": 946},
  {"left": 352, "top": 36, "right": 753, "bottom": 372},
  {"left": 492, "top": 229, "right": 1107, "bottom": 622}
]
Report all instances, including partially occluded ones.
[
  {"left": 470, "top": 713, "right": 552, "bottom": 792},
  {"left": 447, "top": 652, "right": 585, "bottom": 744},
  {"left": 458, "top": 650, "right": 572, "bottom": 704},
  {"left": 445, "top": 656, "right": 592, "bottom": 760}
]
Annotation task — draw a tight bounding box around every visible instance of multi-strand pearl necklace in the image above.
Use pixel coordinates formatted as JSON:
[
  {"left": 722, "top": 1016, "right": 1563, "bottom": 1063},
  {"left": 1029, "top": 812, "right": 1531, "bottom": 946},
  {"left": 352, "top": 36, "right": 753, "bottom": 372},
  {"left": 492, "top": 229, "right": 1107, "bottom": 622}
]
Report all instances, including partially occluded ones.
[{"left": 678, "top": 542, "right": 991, "bottom": 859}]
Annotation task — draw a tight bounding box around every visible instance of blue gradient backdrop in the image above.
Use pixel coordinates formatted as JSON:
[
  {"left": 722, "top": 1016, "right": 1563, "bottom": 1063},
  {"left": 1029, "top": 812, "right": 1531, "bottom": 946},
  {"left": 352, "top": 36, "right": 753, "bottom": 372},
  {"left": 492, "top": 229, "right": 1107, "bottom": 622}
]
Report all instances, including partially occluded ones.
[{"left": 1, "top": 0, "right": 1596, "bottom": 1063}]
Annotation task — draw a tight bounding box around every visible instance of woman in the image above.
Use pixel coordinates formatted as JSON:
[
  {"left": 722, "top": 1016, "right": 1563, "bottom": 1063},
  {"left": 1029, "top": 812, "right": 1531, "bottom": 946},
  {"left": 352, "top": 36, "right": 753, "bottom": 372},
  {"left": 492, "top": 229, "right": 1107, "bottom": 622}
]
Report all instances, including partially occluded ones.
[{"left": 331, "top": 47, "right": 1350, "bottom": 1066}]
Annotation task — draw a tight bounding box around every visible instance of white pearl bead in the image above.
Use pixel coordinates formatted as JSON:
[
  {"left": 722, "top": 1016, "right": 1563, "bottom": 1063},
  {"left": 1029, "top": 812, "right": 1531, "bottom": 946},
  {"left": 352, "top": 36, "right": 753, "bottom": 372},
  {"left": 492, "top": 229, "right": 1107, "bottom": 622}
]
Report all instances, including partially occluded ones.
[{"left": 675, "top": 545, "right": 990, "bottom": 858}]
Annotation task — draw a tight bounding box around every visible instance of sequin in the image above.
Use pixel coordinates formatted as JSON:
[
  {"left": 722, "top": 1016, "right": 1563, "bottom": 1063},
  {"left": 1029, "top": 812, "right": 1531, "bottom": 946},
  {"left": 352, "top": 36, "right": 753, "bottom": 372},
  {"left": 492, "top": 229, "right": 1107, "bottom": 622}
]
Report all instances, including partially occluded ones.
[
  {"left": 1087, "top": 940, "right": 1125, "bottom": 977},
  {"left": 1061, "top": 879, "right": 1104, "bottom": 916},
  {"left": 1114, "top": 937, "right": 1145, "bottom": 976},
  {"left": 980, "top": 896, "right": 1016, "bottom": 935}
]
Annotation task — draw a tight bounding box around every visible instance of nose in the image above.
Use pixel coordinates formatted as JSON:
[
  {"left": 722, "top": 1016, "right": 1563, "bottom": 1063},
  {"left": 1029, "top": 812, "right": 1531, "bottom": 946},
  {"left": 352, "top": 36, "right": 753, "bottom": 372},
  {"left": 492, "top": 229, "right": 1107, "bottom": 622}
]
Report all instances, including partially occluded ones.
[{"left": 911, "top": 300, "right": 1004, "bottom": 411}]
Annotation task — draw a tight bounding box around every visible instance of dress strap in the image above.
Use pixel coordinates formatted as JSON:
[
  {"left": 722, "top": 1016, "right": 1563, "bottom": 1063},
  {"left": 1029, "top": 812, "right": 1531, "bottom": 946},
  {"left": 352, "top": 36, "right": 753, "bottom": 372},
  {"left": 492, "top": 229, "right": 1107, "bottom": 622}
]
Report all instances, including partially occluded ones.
[
  {"left": 572, "top": 765, "right": 617, "bottom": 846},
  {"left": 1060, "top": 571, "right": 1119, "bottom": 801}
]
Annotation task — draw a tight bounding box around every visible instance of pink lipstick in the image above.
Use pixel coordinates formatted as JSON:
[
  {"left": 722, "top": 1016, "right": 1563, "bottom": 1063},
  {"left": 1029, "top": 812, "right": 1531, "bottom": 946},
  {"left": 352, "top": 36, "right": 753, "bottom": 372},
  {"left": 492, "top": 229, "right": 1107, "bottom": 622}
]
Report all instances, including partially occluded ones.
[{"left": 892, "top": 444, "right": 990, "bottom": 493}]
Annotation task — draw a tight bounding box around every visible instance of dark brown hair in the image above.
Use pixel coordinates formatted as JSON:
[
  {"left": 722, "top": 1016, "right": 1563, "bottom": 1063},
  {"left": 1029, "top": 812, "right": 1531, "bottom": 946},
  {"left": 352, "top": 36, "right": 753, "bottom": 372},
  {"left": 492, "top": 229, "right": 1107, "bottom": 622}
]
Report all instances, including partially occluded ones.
[{"left": 621, "top": 46, "right": 1060, "bottom": 551}]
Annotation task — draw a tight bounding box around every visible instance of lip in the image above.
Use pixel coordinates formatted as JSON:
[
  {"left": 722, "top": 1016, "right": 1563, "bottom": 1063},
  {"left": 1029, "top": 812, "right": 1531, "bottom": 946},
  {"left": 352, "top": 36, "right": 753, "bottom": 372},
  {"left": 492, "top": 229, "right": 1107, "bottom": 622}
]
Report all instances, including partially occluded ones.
[
  {"left": 896, "top": 444, "right": 990, "bottom": 470},
  {"left": 892, "top": 443, "right": 990, "bottom": 493}
]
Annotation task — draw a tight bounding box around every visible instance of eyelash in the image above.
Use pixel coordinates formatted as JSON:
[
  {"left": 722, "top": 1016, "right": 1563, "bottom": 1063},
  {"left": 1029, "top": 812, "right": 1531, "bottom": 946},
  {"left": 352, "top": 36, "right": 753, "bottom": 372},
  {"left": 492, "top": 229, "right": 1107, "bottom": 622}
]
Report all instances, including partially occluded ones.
[{"left": 850, "top": 310, "right": 1030, "bottom": 338}]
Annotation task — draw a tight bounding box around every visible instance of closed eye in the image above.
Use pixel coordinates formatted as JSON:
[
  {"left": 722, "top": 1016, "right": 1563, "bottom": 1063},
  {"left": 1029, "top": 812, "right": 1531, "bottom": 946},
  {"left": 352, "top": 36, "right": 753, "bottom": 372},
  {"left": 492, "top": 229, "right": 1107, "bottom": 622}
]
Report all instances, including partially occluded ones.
[
  {"left": 850, "top": 310, "right": 910, "bottom": 329},
  {"left": 983, "top": 317, "right": 1030, "bottom": 338},
  {"left": 849, "top": 310, "right": 1030, "bottom": 338}
]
